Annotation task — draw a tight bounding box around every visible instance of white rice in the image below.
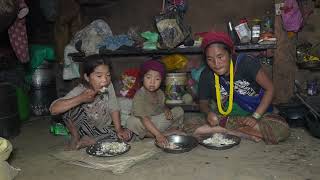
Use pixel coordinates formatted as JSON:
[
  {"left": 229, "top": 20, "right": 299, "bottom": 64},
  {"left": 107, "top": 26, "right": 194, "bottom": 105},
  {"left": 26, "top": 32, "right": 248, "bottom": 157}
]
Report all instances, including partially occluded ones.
[
  {"left": 99, "top": 87, "right": 108, "bottom": 93},
  {"left": 203, "top": 133, "right": 235, "bottom": 147},
  {"left": 99, "top": 142, "right": 128, "bottom": 154}
]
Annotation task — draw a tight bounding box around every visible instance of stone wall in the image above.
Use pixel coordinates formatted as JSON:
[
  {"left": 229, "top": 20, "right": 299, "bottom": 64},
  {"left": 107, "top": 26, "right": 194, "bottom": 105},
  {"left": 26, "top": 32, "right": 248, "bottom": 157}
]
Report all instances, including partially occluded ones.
[{"left": 103, "top": 0, "right": 273, "bottom": 34}]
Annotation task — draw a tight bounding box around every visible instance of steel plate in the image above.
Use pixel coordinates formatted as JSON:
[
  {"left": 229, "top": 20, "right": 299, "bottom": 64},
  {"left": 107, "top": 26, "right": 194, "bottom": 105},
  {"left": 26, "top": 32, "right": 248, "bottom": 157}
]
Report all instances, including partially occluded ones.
[
  {"left": 86, "top": 139, "right": 131, "bottom": 157},
  {"left": 155, "top": 135, "right": 198, "bottom": 154},
  {"left": 199, "top": 133, "right": 241, "bottom": 150}
]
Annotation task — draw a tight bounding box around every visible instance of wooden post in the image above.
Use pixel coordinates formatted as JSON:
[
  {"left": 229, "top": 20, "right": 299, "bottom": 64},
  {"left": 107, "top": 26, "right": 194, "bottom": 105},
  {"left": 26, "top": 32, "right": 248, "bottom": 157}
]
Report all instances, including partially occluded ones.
[{"left": 272, "top": 16, "right": 297, "bottom": 104}]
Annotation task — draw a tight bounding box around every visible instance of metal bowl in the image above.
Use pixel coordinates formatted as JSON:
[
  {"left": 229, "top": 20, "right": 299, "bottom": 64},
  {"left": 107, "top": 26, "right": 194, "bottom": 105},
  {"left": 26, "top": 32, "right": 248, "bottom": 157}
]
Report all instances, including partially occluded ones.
[{"left": 155, "top": 135, "right": 198, "bottom": 153}]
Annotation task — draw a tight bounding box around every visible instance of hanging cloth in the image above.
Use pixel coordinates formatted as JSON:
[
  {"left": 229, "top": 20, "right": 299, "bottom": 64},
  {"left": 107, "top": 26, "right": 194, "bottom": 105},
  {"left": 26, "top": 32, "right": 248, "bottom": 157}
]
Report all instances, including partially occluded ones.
[{"left": 8, "top": 0, "right": 29, "bottom": 63}]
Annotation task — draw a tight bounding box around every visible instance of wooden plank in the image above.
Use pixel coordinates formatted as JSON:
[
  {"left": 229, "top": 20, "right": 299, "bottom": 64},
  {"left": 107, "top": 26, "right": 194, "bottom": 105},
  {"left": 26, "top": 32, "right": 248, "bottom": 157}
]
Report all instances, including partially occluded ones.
[{"left": 69, "top": 44, "right": 277, "bottom": 62}]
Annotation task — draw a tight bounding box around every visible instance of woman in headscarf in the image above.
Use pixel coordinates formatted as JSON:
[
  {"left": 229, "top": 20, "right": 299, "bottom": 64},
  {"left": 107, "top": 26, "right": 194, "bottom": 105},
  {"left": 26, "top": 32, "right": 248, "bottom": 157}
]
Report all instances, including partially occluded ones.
[{"left": 195, "top": 32, "right": 289, "bottom": 144}]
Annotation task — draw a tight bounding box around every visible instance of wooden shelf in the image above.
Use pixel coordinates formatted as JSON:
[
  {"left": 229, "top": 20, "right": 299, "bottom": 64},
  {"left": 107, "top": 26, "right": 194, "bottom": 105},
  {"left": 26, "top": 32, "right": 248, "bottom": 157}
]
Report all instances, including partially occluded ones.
[
  {"left": 68, "top": 43, "right": 276, "bottom": 112},
  {"left": 69, "top": 47, "right": 202, "bottom": 62},
  {"left": 79, "top": 0, "right": 118, "bottom": 5},
  {"left": 234, "top": 43, "right": 276, "bottom": 50},
  {"left": 69, "top": 44, "right": 276, "bottom": 62}
]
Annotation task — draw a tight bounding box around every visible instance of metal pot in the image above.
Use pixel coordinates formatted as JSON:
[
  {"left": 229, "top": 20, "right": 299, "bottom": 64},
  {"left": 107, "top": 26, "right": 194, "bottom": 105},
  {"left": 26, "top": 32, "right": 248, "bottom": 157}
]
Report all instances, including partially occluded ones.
[
  {"left": 30, "top": 86, "right": 57, "bottom": 116},
  {"left": 276, "top": 103, "right": 308, "bottom": 128},
  {"left": 31, "top": 61, "right": 55, "bottom": 88},
  {"left": 305, "top": 111, "right": 320, "bottom": 138}
]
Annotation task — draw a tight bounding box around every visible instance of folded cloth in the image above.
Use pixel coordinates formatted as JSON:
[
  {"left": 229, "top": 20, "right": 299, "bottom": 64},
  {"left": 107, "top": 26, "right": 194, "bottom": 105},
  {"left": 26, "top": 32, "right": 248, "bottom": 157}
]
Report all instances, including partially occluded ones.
[
  {"left": 0, "top": 161, "right": 20, "bottom": 180},
  {"left": 63, "top": 44, "right": 80, "bottom": 80},
  {"left": 0, "top": 138, "right": 20, "bottom": 180},
  {"left": 62, "top": 19, "right": 113, "bottom": 80},
  {"left": 100, "top": 34, "right": 134, "bottom": 51},
  {"left": 0, "top": 137, "right": 12, "bottom": 161},
  {"left": 71, "top": 19, "right": 113, "bottom": 55}
]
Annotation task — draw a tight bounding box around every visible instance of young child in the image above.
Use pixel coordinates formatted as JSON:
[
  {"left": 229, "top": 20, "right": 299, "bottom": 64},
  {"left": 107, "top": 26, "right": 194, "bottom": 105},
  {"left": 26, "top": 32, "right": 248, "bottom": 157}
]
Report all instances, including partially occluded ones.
[
  {"left": 126, "top": 59, "right": 184, "bottom": 146},
  {"left": 50, "top": 55, "right": 131, "bottom": 150}
]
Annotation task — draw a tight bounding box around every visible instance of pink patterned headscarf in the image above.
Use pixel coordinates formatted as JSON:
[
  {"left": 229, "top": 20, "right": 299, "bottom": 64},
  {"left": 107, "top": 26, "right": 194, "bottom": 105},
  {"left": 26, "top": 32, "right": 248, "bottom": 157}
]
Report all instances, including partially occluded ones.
[{"left": 8, "top": 0, "right": 29, "bottom": 63}]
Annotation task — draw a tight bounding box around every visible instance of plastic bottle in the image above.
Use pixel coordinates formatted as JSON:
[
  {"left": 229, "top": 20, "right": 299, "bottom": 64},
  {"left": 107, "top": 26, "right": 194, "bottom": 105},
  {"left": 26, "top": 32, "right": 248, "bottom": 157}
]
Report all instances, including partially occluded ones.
[
  {"left": 50, "top": 123, "right": 69, "bottom": 136},
  {"left": 227, "top": 21, "right": 239, "bottom": 44}
]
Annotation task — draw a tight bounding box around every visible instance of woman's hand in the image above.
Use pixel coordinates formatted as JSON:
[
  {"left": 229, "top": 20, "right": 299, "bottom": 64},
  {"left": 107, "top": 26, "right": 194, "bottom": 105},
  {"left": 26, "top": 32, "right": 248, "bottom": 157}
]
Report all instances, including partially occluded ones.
[
  {"left": 164, "top": 109, "right": 173, "bottom": 121},
  {"left": 207, "top": 112, "right": 219, "bottom": 127},
  {"left": 116, "top": 128, "right": 132, "bottom": 142},
  {"left": 80, "top": 89, "right": 97, "bottom": 103},
  {"left": 155, "top": 133, "right": 168, "bottom": 147},
  {"left": 239, "top": 117, "right": 258, "bottom": 128}
]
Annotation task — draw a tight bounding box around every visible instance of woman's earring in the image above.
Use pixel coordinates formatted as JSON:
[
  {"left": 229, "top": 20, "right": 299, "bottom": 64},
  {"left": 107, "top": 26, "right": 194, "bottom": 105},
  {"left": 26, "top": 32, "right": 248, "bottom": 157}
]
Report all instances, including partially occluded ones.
[{"left": 84, "top": 74, "right": 89, "bottom": 82}]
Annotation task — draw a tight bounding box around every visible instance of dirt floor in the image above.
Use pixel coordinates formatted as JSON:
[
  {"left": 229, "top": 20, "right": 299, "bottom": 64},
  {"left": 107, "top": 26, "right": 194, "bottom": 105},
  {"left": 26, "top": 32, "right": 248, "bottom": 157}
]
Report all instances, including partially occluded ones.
[{"left": 7, "top": 115, "right": 320, "bottom": 180}]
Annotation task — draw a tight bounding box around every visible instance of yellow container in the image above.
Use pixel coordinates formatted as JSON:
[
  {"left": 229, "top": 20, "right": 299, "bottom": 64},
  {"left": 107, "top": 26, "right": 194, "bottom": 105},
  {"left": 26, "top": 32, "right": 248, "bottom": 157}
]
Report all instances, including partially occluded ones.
[{"left": 165, "top": 73, "right": 187, "bottom": 104}]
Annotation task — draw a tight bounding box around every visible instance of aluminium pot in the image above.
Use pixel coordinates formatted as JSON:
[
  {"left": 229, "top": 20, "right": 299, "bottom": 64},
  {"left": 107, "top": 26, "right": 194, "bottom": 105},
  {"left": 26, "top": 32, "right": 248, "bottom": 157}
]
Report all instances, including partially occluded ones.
[
  {"left": 29, "top": 86, "right": 57, "bottom": 116},
  {"left": 31, "top": 61, "right": 55, "bottom": 88}
]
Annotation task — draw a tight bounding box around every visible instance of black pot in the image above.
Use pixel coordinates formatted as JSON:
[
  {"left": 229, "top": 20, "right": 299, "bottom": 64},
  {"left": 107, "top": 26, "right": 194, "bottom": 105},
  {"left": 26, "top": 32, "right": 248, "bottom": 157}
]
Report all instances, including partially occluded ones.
[
  {"left": 305, "top": 111, "right": 320, "bottom": 138},
  {"left": 276, "top": 103, "right": 308, "bottom": 128},
  {"left": 29, "top": 86, "right": 57, "bottom": 116},
  {"left": 0, "top": 82, "right": 20, "bottom": 138}
]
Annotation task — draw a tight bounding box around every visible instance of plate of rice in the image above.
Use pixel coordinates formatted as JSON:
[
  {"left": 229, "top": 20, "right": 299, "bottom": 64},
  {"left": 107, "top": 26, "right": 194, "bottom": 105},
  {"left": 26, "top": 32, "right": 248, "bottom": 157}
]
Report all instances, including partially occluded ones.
[
  {"left": 86, "top": 139, "right": 131, "bottom": 157},
  {"left": 199, "top": 133, "right": 241, "bottom": 150}
]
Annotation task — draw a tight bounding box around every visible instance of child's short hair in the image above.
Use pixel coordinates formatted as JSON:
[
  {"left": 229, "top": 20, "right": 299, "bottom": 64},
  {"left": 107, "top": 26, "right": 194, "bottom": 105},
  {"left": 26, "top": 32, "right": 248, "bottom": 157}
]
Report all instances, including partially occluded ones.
[
  {"left": 140, "top": 59, "right": 165, "bottom": 80},
  {"left": 83, "top": 55, "right": 112, "bottom": 76}
]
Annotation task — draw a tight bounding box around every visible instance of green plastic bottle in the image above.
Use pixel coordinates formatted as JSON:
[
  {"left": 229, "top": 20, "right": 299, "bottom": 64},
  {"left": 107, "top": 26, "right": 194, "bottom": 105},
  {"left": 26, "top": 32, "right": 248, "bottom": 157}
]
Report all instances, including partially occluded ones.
[{"left": 16, "top": 87, "right": 30, "bottom": 122}]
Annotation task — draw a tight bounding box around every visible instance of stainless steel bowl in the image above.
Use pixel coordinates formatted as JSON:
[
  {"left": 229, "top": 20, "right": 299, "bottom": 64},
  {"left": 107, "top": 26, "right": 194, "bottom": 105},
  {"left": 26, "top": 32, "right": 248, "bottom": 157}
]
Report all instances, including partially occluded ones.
[{"left": 156, "top": 135, "right": 198, "bottom": 153}]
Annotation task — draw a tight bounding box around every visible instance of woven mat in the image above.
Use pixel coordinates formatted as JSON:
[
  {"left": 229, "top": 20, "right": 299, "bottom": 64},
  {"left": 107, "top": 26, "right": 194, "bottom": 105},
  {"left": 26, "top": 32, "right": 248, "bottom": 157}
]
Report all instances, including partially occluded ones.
[
  {"left": 183, "top": 114, "right": 206, "bottom": 134},
  {"left": 51, "top": 140, "right": 160, "bottom": 174}
]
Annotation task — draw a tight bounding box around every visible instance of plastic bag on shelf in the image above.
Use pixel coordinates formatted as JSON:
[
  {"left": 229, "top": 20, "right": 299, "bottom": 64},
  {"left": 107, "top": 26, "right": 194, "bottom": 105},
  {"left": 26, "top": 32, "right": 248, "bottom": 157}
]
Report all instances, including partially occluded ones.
[
  {"left": 154, "top": 10, "right": 190, "bottom": 49},
  {"left": 161, "top": 54, "right": 188, "bottom": 71}
]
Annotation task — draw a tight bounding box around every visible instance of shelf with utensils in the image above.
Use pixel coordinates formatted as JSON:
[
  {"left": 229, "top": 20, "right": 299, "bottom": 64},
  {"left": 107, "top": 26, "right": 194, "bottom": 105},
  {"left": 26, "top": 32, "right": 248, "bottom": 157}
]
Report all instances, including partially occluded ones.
[{"left": 69, "top": 44, "right": 276, "bottom": 62}]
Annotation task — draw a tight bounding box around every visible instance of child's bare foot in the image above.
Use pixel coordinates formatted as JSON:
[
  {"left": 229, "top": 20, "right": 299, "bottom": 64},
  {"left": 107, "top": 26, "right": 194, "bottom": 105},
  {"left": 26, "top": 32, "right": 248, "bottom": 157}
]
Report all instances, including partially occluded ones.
[
  {"left": 249, "top": 136, "right": 262, "bottom": 142},
  {"left": 76, "top": 136, "right": 96, "bottom": 149},
  {"left": 227, "top": 130, "right": 262, "bottom": 143},
  {"left": 193, "top": 124, "right": 227, "bottom": 137},
  {"left": 237, "top": 134, "right": 262, "bottom": 142}
]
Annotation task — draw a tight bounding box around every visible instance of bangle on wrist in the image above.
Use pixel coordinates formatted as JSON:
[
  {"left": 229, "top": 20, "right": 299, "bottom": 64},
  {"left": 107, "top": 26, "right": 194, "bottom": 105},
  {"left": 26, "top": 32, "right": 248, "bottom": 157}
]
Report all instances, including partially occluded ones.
[
  {"left": 115, "top": 126, "right": 123, "bottom": 132},
  {"left": 252, "top": 112, "right": 262, "bottom": 120}
]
